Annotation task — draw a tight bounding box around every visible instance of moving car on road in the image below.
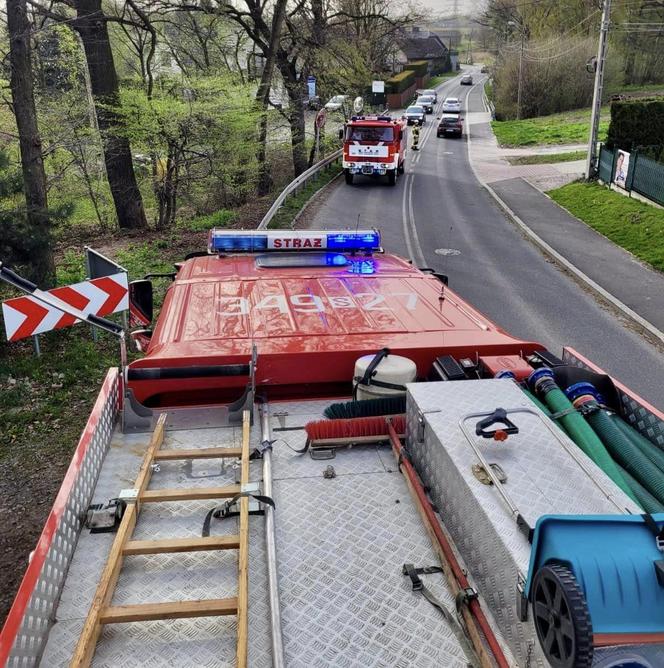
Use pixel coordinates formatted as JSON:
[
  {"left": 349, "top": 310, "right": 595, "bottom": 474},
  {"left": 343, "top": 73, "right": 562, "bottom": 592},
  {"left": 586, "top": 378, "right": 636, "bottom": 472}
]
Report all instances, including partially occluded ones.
[
  {"left": 421, "top": 88, "right": 438, "bottom": 103},
  {"left": 442, "top": 97, "right": 462, "bottom": 113},
  {"left": 461, "top": 74, "right": 474, "bottom": 86},
  {"left": 403, "top": 105, "right": 426, "bottom": 125},
  {"left": 325, "top": 95, "right": 348, "bottom": 111},
  {"left": 437, "top": 114, "right": 463, "bottom": 138},
  {"left": 416, "top": 95, "right": 435, "bottom": 114}
]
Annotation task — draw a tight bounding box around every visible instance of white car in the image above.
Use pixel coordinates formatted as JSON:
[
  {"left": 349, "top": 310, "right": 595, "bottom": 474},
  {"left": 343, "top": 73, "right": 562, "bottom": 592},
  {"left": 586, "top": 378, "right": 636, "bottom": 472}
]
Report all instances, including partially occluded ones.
[
  {"left": 421, "top": 89, "right": 438, "bottom": 103},
  {"left": 325, "top": 95, "right": 349, "bottom": 111},
  {"left": 442, "top": 97, "right": 461, "bottom": 113}
]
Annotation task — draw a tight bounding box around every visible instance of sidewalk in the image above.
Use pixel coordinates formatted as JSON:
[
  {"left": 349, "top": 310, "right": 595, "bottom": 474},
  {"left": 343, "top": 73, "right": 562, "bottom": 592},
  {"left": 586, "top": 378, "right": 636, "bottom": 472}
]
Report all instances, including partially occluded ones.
[{"left": 467, "top": 112, "right": 664, "bottom": 340}]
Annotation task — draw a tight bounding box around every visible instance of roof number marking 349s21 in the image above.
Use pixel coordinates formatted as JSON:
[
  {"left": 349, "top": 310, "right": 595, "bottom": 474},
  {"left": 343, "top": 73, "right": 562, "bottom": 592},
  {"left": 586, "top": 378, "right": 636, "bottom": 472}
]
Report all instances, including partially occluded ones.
[{"left": 217, "top": 292, "right": 419, "bottom": 315}]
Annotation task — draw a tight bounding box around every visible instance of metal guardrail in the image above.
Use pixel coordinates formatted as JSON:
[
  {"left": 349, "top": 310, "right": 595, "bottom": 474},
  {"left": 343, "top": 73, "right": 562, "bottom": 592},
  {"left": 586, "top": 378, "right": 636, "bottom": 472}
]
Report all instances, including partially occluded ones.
[{"left": 257, "top": 149, "right": 343, "bottom": 229}]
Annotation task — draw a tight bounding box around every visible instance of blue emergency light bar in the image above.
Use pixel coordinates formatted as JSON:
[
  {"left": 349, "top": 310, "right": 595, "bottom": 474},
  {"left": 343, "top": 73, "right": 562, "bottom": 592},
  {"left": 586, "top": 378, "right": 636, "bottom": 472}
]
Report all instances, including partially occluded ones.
[{"left": 208, "top": 229, "right": 381, "bottom": 253}]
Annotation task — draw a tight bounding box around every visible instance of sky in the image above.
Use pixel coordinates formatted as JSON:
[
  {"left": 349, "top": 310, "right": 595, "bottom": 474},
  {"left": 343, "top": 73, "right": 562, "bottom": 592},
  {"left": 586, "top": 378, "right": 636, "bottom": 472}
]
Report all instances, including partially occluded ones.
[{"left": 419, "top": 0, "right": 484, "bottom": 16}]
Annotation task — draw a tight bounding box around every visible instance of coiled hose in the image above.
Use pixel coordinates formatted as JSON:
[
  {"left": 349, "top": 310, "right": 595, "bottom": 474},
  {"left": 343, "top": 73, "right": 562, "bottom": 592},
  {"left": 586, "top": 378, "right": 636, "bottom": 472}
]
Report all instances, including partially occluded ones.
[
  {"left": 565, "top": 383, "right": 664, "bottom": 506},
  {"left": 528, "top": 369, "right": 636, "bottom": 502}
]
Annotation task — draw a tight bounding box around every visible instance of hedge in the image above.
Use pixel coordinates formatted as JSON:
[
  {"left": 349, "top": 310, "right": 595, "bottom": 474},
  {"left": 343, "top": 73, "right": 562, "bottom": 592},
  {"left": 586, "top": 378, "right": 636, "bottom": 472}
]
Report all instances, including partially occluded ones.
[
  {"left": 606, "top": 97, "right": 664, "bottom": 156},
  {"left": 403, "top": 60, "right": 429, "bottom": 78},
  {"left": 386, "top": 70, "right": 416, "bottom": 94}
]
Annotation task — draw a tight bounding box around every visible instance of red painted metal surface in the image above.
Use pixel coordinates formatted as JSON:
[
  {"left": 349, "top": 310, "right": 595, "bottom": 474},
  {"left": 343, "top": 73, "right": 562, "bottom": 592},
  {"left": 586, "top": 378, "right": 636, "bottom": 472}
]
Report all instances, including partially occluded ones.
[
  {"left": 564, "top": 346, "right": 664, "bottom": 421},
  {"left": 0, "top": 368, "right": 119, "bottom": 664},
  {"left": 128, "top": 254, "right": 542, "bottom": 405},
  {"left": 388, "top": 421, "right": 510, "bottom": 668}
]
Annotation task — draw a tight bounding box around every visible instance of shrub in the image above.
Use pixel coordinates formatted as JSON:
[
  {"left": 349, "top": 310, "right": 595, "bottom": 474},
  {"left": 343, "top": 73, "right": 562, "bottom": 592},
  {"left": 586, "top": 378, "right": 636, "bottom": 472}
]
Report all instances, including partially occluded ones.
[
  {"left": 606, "top": 97, "right": 664, "bottom": 156},
  {"left": 386, "top": 70, "right": 416, "bottom": 94},
  {"left": 403, "top": 60, "right": 429, "bottom": 78}
]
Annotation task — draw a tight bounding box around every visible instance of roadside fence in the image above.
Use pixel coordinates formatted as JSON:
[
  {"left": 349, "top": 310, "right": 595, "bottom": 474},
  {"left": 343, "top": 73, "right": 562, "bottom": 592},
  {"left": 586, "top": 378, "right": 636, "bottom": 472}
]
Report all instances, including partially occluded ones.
[{"left": 598, "top": 144, "right": 664, "bottom": 207}]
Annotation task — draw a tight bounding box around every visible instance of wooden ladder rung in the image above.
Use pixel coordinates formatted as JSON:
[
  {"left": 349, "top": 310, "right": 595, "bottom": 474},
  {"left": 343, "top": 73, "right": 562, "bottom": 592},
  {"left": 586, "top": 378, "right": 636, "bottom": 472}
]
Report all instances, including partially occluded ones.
[
  {"left": 123, "top": 535, "right": 240, "bottom": 556},
  {"left": 99, "top": 598, "right": 238, "bottom": 624},
  {"left": 153, "top": 447, "right": 242, "bottom": 461},
  {"left": 141, "top": 484, "right": 241, "bottom": 503}
]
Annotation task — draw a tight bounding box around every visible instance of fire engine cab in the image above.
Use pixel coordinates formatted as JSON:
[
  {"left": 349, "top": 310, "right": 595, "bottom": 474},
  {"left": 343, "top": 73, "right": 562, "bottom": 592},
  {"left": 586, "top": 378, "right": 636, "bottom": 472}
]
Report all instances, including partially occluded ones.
[{"left": 342, "top": 115, "right": 407, "bottom": 186}]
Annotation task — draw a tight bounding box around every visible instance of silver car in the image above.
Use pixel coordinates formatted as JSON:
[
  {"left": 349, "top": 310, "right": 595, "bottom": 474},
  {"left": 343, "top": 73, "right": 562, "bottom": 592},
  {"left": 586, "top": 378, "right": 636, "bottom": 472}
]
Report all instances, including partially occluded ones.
[
  {"left": 442, "top": 97, "right": 461, "bottom": 113},
  {"left": 416, "top": 95, "right": 435, "bottom": 114},
  {"left": 404, "top": 105, "right": 426, "bottom": 125},
  {"left": 421, "top": 89, "right": 438, "bottom": 103}
]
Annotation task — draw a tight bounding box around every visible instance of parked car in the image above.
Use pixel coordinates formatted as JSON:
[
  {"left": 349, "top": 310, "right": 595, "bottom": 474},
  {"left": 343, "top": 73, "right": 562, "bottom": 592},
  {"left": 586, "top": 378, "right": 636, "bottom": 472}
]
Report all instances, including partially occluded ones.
[
  {"left": 460, "top": 75, "right": 473, "bottom": 86},
  {"left": 442, "top": 97, "right": 462, "bottom": 113},
  {"left": 480, "top": 66, "right": 489, "bottom": 74},
  {"left": 325, "top": 95, "right": 349, "bottom": 111},
  {"left": 437, "top": 114, "right": 463, "bottom": 138},
  {"left": 421, "top": 88, "right": 438, "bottom": 103},
  {"left": 403, "top": 105, "right": 426, "bottom": 125},
  {"left": 416, "top": 95, "right": 435, "bottom": 114},
  {"left": 307, "top": 95, "right": 322, "bottom": 110}
]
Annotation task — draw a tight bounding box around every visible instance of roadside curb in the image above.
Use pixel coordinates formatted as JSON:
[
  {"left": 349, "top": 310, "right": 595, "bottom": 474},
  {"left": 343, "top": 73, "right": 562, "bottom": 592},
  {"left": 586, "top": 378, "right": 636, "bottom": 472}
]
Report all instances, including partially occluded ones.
[
  {"left": 465, "top": 89, "right": 664, "bottom": 346},
  {"left": 290, "top": 169, "right": 343, "bottom": 228}
]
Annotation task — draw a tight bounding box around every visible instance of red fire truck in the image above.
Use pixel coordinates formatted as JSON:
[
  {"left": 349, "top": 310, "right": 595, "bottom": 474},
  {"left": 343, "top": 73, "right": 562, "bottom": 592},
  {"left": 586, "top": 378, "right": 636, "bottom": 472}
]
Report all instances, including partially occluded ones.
[
  {"left": 2, "top": 229, "right": 664, "bottom": 668},
  {"left": 342, "top": 115, "right": 407, "bottom": 186}
]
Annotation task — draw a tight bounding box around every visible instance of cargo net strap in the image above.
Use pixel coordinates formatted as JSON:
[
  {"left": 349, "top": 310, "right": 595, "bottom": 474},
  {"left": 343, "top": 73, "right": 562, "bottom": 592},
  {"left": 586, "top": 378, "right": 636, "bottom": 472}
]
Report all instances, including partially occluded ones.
[{"left": 352, "top": 347, "right": 406, "bottom": 400}]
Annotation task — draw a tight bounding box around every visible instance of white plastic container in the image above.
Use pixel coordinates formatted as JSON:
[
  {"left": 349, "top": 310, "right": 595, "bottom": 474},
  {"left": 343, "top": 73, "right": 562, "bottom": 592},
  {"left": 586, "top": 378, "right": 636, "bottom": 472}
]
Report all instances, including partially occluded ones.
[{"left": 354, "top": 354, "right": 417, "bottom": 401}]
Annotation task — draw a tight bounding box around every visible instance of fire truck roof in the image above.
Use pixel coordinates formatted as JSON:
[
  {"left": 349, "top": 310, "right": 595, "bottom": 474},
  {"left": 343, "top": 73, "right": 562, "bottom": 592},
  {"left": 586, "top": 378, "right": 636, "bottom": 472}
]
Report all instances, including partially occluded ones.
[{"left": 127, "top": 248, "right": 542, "bottom": 404}]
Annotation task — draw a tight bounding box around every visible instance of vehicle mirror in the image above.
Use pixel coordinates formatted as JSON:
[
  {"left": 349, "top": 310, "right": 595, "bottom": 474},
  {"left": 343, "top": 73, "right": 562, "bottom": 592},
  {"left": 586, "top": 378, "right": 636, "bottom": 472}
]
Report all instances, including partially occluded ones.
[
  {"left": 338, "top": 128, "right": 344, "bottom": 140},
  {"left": 129, "top": 279, "right": 153, "bottom": 325}
]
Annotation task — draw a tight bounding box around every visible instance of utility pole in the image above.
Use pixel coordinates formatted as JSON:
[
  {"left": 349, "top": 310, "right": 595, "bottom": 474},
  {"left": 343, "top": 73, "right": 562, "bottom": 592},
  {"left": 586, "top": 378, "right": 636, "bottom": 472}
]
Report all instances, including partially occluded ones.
[
  {"left": 516, "top": 31, "right": 524, "bottom": 120},
  {"left": 586, "top": 0, "right": 612, "bottom": 179}
]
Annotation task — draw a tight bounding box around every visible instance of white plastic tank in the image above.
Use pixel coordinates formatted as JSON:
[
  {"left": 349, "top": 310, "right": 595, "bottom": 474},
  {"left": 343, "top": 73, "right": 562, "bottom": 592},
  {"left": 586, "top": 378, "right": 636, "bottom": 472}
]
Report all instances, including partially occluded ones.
[{"left": 354, "top": 354, "right": 417, "bottom": 401}]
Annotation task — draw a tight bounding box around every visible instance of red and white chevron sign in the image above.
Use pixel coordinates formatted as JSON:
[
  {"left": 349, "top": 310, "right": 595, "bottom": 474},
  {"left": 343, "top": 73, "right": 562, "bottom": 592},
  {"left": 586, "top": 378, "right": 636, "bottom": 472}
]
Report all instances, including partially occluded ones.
[{"left": 2, "top": 273, "right": 128, "bottom": 342}]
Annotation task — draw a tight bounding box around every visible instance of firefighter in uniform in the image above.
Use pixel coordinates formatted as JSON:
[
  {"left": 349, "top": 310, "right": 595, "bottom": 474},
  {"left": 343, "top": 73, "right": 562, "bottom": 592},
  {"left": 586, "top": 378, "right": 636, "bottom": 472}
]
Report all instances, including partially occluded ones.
[{"left": 411, "top": 122, "right": 420, "bottom": 151}]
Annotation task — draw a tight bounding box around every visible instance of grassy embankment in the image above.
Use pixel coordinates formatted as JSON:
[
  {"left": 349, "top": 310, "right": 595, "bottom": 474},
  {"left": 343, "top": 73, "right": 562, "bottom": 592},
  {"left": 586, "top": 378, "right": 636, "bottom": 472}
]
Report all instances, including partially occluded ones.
[
  {"left": 492, "top": 107, "right": 608, "bottom": 147},
  {"left": 549, "top": 181, "right": 664, "bottom": 273},
  {"left": 506, "top": 151, "right": 586, "bottom": 166}
]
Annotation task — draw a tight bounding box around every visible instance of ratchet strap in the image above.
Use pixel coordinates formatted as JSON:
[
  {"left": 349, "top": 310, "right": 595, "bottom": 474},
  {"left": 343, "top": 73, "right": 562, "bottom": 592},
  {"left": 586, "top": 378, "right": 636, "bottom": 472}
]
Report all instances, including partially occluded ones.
[
  {"left": 402, "top": 564, "right": 479, "bottom": 666},
  {"left": 202, "top": 492, "right": 275, "bottom": 536}
]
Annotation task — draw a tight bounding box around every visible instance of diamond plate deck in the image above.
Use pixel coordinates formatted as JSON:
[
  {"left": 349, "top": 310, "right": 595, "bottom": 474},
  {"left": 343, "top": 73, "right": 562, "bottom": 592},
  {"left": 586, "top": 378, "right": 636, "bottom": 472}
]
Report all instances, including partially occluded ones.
[
  {"left": 38, "top": 400, "right": 484, "bottom": 667},
  {"left": 407, "top": 379, "right": 664, "bottom": 667}
]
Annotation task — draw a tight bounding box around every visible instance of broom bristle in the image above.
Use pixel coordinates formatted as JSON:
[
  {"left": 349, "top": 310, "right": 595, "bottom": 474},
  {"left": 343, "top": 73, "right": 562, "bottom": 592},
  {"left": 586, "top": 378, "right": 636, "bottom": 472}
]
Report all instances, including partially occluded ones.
[
  {"left": 324, "top": 396, "right": 407, "bottom": 419},
  {"left": 305, "top": 415, "right": 406, "bottom": 442}
]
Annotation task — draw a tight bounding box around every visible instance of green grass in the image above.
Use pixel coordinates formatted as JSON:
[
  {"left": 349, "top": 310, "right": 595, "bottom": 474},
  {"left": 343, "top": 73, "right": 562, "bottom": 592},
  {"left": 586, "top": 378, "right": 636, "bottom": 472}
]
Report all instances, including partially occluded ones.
[
  {"left": 268, "top": 164, "right": 343, "bottom": 229},
  {"left": 506, "top": 150, "right": 586, "bottom": 166},
  {"left": 492, "top": 107, "right": 609, "bottom": 147},
  {"left": 549, "top": 182, "right": 664, "bottom": 272},
  {"left": 428, "top": 72, "right": 460, "bottom": 87}
]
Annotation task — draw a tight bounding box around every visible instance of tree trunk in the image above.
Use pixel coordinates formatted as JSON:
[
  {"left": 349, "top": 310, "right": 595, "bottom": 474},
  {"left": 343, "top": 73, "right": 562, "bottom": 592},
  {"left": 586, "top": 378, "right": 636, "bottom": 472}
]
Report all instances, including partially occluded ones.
[
  {"left": 7, "top": 0, "right": 55, "bottom": 286},
  {"left": 75, "top": 0, "right": 147, "bottom": 229},
  {"left": 254, "top": 0, "right": 288, "bottom": 195},
  {"left": 277, "top": 57, "right": 308, "bottom": 177}
]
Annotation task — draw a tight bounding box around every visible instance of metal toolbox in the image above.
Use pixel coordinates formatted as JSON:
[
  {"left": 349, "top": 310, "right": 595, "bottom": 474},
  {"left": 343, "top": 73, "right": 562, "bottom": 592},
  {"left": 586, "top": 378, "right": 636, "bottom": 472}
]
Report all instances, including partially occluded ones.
[{"left": 405, "top": 379, "right": 664, "bottom": 667}]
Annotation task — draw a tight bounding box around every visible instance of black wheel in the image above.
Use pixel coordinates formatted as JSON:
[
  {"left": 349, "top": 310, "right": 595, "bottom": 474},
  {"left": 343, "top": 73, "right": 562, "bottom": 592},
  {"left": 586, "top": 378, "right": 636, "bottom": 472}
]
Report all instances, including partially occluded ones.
[
  {"left": 387, "top": 169, "right": 397, "bottom": 186},
  {"left": 344, "top": 170, "right": 353, "bottom": 185},
  {"left": 532, "top": 563, "right": 593, "bottom": 668}
]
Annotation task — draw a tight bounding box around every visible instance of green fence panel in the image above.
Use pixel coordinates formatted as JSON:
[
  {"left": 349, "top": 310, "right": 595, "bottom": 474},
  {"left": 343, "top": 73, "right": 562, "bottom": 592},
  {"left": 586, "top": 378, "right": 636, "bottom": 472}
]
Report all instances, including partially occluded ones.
[
  {"left": 599, "top": 145, "right": 614, "bottom": 183},
  {"left": 632, "top": 154, "right": 664, "bottom": 206}
]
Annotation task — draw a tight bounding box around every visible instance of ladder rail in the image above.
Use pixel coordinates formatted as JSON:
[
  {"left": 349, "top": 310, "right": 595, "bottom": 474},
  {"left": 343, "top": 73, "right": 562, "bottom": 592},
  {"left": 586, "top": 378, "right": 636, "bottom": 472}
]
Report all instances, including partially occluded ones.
[{"left": 70, "top": 409, "right": 254, "bottom": 668}]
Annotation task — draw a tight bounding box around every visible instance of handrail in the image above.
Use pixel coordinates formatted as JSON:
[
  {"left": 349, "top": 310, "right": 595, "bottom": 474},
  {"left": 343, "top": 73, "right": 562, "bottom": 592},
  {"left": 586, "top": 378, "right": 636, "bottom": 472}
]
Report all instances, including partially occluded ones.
[{"left": 257, "top": 148, "right": 343, "bottom": 229}]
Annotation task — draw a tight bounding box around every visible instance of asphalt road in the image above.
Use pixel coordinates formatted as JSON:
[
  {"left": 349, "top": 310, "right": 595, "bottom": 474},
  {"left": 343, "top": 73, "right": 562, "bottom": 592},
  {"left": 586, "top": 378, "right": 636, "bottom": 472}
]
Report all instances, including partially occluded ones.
[{"left": 306, "top": 70, "right": 664, "bottom": 409}]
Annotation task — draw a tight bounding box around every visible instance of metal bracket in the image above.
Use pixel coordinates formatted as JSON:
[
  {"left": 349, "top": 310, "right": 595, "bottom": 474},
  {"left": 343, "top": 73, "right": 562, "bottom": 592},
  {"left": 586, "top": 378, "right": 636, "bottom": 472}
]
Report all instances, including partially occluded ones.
[
  {"left": 310, "top": 448, "right": 335, "bottom": 460},
  {"left": 516, "top": 573, "right": 529, "bottom": 622}
]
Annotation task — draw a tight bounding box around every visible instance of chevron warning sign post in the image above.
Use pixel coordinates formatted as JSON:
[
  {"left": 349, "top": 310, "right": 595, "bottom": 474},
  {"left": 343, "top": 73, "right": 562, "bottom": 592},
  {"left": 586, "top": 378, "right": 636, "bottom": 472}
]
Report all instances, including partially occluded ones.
[{"left": 2, "top": 272, "right": 128, "bottom": 342}]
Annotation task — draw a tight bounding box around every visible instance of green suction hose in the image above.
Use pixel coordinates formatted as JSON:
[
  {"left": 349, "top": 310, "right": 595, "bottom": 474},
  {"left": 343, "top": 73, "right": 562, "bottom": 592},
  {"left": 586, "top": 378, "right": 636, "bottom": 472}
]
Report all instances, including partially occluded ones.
[
  {"left": 565, "top": 382, "right": 664, "bottom": 506},
  {"left": 612, "top": 416, "right": 664, "bottom": 474},
  {"left": 616, "top": 464, "right": 664, "bottom": 513},
  {"left": 528, "top": 369, "right": 636, "bottom": 502}
]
